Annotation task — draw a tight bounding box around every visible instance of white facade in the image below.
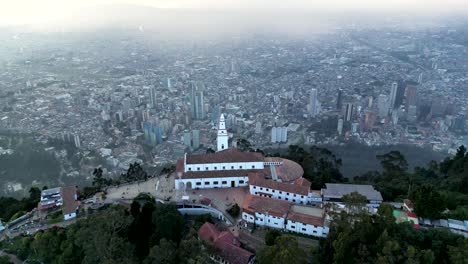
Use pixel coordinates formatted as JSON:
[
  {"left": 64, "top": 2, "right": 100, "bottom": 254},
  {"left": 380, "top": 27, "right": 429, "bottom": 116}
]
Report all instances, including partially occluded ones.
[
  {"left": 249, "top": 185, "right": 308, "bottom": 204},
  {"left": 242, "top": 212, "right": 329, "bottom": 238},
  {"left": 242, "top": 212, "right": 285, "bottom": 229},
  {"left": 185, "top": 161, "right": 264, "bottom": 173},
  {"left": 64, "top": 212, "right": 76, "bottom": 221},
  {"left": 286, "top": 220, "right": 329, "bottom": 238},
  {"left": 217, "top": 114, "right": 229, "bottom": 151},
  {"left": 175, "top": 176, "right": 249, "bottom": 190},
  {"left": 271, "top": 127, "right": 288, "bottom": 143}
]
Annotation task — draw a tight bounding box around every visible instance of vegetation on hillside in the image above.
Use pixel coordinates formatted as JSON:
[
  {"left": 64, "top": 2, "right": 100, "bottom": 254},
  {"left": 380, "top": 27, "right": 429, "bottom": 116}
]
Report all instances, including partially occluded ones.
[
  {"left": 0, "top": 187, "right": 41, "bottom": 222},
  {"left": 0, "top": 195, "right": 216, "bottom": 264}
]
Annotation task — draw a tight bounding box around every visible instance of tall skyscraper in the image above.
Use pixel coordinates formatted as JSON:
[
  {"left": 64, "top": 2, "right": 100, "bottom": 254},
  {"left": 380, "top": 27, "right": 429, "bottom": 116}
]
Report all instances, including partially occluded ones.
[
  {"left": 167, "top": 78, "right": 172, "bottom": 89},
  {"left": 337, "top": 89, "right": 343, "bottom": 110},
  {"left": 73, "top": 134, "right": 81, "bottom": 148},
  {"left": 309, "top": 88, "right": 320, "bottom": 117},
  {"left": 378, "top": 94, "right": 389, "bottom": 118},
  {"left": 405, "top": 84, "right": 418, "bottom": 109},
  {"left": 389, "top": 82, "right": 398, "bottom": 111},
  {"left": 190, "top": 81, "right": 205, "bottom": 120},
  {"left": 271, "top": 127, "right": 288, "bottom": 143},
  {"left": 149, "top": 86, "right": 157, "bottom": 109},
  {"left": 183, "top": 130, "right": 191, "bottom": 147},
  {"left": 192, "top": 130, "right": 200, "bottom": 149},
  {"left": 418, "top": 73, "right": 423, "bottom": 84},
  {"left": 396, "top": 81, "right": 406, "bottom": 108},
  {"left": 345, "top": 103, "right": 354, "bottom": 122},
  {"left": 337, "top": 118, "right": 344, "bottom": 135},
  {"left": 211, "top": 105, "right": 220, "bottom": 124},
  {"left": 255, "top": 121, "right": 262, "bottom": 134}
]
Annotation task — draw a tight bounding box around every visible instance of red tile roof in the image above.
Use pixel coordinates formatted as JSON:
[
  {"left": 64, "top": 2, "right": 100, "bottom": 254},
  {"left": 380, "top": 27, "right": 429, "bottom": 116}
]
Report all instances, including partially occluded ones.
[
  {"left": 198, "top": 222, "right": 220, "bottom": 243},
  {"left": 264, "top": 157, "right": 304, "bottom": 182},
  {"left": 180, "top": 169, "right": 258, "bottom": 179},
  {"left": 198, "top": 222, "right": 254, "bottom": 264},
  {"left": 287, "top": 211, "right": 324, "bottom": 227},
  {"left": 248, "top": 173, "right": 310, "bottom": 196},
  {"left": 242, "top": 194, "right": 290, "bottom": 218},
  {"left": 61, "top": 186, "right": 78, "bottom": 215},
  {"left": 186, "top": 148, "right": 264, "bottom": 164}
]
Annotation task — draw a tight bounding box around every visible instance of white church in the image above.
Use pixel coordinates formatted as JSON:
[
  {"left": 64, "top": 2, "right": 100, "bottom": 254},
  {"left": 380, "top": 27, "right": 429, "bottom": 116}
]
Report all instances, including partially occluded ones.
[{"left": 175, "top": 114, "right": 322, "bottom": 205}]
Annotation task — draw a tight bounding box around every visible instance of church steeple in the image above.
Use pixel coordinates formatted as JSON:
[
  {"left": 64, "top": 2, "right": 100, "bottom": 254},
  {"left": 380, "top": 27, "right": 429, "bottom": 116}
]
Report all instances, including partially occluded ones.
[{"left": 217, "top": 114, "right": 228, "bottom": 151}]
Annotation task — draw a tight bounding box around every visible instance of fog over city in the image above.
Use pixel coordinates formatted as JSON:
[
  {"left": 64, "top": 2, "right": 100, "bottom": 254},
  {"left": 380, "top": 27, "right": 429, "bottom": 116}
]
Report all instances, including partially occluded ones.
[{"left": 0, "top": 1, "right": 467, "bottom": 263}]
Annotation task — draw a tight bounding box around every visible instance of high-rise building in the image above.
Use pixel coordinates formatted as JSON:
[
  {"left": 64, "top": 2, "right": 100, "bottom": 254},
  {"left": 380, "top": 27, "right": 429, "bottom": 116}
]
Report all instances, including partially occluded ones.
[
  {"left": 255, "top": 121, "right": 262, "bottom": 134},
  {"left": 351, "top": 122, "right": 359, "bottom": 134},
  {"left": 337, "top": 89, "right": 343, "bottom": 110},
  {"left": 217, "top": 114, "right": 228, "bottom": 151},
  {"left": 408, "top": 105, "right": 417, "bottom": 122},
  {"left": 378, "top": 94, "right": 389, "bottom": 118},
  {"left": 418, "top": 73, "right": 423, "bottom": 84},
  {"left": 143, "top": 122, "right": 163, "bottom": 146},
  {"left": 190, "top": 82, "right": 205, "bottom": 120},
  {"left": 345, "top": 103, "right": 354, "bottom": 122},
  {"left": 309, "top": 88, "right": 320, "bottom": 117},
  {"left": 211, "top": 105, "right": 220, "bottom": 124},
  {"left": 271, "top": 127, "right": 288, "bottom": 143},
  {"left": 389, "top": 82, "right": 398, "bottom": 111},
  {"left": 73, "top": 134, "right": 81, "bottom": 148},
  {"left": 167, "top": 78, "right": 172, "bottom": 89},
  {"left": 364, "top": 111, "right": 376, "bottom": 131},
  {"left": 405, "top": 84, "right": 418, "bottom": 109},
  {"left": 192, "top": 130, "right": 200, "bottom": 149},
  {"left": 149, "top": 87, "right": 157, "bottom": 109},
  {"left": 337, "top": 118, "right": 344, "bottom": 135},
  {"left": 183, "top": 130, "right": 191, "bottom": 147},
  {"left": 389, "top": 81, "right": 406, "bottom": 112}
]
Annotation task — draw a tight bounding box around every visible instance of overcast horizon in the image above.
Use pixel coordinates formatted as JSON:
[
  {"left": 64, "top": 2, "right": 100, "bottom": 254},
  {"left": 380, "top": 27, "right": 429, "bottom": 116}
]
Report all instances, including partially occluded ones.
[{"left": 1, "top": 0, "right": 467, "bottom": 29}]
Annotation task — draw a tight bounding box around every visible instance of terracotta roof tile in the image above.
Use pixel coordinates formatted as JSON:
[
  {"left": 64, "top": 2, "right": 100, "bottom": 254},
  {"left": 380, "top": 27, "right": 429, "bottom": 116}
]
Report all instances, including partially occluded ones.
[
  {"left": 186, "top": 148, "right": 264, "bottom": 164},
  {"left": 242, "top": 194, "right": 290, "bottom": 218},
  {"left": 287, "top": 211, "right": 324, "bottom": 227},
  {"left": 198, "top": 223, "right": 254, "bottom": 264},
  {"left": 248, "top": 173, "right": 310, "bottom": 196}
]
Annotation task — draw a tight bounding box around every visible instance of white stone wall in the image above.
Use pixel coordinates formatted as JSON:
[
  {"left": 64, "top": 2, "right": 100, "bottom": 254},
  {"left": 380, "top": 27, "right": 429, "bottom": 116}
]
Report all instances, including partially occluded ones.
[
  {"left": 249, "top": 184, "right": 309, "bottom": 204},
  {"left": 175, "top": 176, "right": 249, "bottom": 190},
  {"left": 185, "top": 161, "right": 264, "bottom": 172},
  {"left": 242, "top": 211, "right": 285, "bottom": 229},
  {"left": 285, "top": 220, "right": 329, "bottom": 238},
  {"left": 64, "top": 212, "right": 76, "bottom": 221}
]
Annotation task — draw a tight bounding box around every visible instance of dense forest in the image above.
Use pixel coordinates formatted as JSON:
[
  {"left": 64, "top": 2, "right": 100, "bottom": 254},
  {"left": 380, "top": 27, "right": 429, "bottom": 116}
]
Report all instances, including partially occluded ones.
[
  {"left": 0, "top": 187, "right": 41, "bottom": 222},
  {"left": 1, "top": 194, "right": 217, "bottom": 264}
]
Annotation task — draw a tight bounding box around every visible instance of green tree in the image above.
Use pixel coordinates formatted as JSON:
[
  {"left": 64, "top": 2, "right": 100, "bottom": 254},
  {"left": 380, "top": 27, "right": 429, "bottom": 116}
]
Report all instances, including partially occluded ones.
[
  {"left": 410, "top": 185, "right": 446, "bottom": 218},
  {"left": 257, "top": 236, "right": 307, "bottom": 264},
  {"left": 150, "top": 203, "right": 184, "bottom": 245},
  {"left": 342, "top": 192, "right": 367, "bottom": 215},
  {"left": 265, "top": 229, "right": 281, "bottom": 246},
  {"left": 144, "top": 239, "right": 177, "bottom": 264},
  {"left": 92, "top": 167, "right": 105, "bottom": 191}
]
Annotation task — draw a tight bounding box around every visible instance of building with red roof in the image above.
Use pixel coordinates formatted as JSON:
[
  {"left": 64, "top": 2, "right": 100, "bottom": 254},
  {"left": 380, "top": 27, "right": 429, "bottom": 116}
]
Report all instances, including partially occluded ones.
[{"left": 198, "top": 222, "right": 255, "bottom": 264}]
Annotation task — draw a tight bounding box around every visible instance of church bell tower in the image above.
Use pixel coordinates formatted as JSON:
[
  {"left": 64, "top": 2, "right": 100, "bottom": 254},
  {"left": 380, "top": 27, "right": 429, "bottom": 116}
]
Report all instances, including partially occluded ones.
[{"left": 217, "top": 114, "right": 228, "bottom": 152}]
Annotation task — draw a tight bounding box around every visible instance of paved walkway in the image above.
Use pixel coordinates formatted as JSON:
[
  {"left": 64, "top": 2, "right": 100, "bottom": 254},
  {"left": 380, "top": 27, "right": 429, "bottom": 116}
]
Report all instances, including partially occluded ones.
[{"left": 105, "top": 173, "right": 175, "bottom": 202}]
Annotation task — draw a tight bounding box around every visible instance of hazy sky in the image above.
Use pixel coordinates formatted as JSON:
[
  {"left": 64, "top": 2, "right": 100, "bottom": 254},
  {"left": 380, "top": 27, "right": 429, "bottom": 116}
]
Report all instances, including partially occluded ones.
[{"left": 0, "top": 0, "right": 466, "bottom": 26}]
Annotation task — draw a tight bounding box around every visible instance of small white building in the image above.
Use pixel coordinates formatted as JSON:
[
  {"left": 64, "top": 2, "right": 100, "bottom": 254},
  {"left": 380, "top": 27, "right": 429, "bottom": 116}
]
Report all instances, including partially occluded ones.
[
  {"left": 242, "top": 195, "right": 290, "bottom": 229},
  {"left": 321, "top": 183, "right": 383, "bottom": 208},
  {"left": 242, "top": 194, "right": 329, "bottom": 237},
  {"left": 286, "top": 205, "right": 329, "bottom": 238}
]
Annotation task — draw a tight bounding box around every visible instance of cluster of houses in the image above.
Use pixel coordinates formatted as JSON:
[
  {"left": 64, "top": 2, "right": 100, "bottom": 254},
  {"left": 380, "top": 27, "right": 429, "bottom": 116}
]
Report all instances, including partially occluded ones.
[{"left": 38, "top": 186, "right": 79, "bottom": 221}]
